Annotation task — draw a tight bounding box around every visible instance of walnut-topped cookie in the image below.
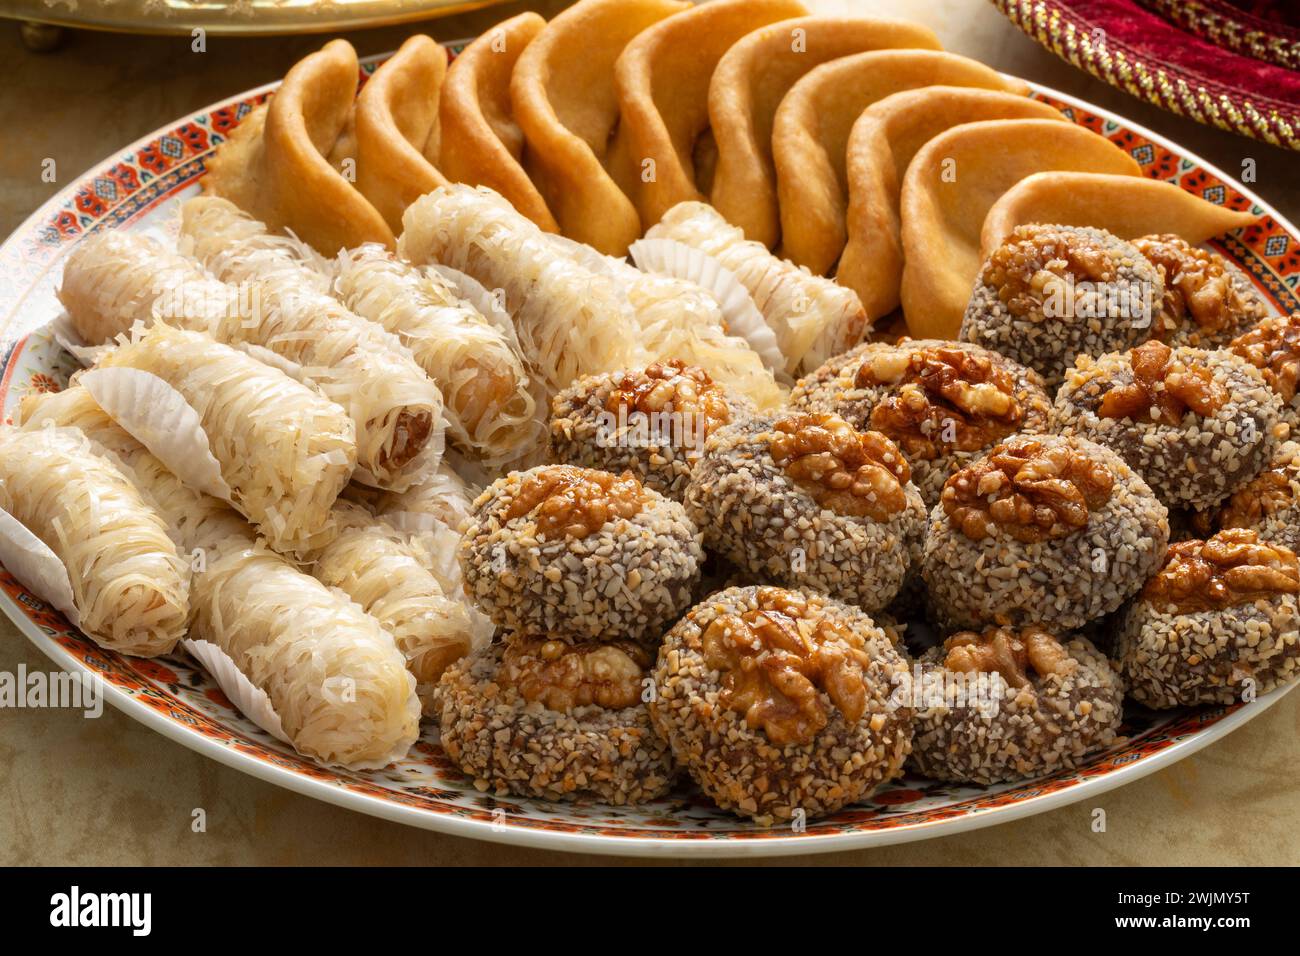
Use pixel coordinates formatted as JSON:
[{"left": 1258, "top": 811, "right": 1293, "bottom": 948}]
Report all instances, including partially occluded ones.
[
  {"left": 922, "top": 434, "right": 1169, "bottom": 631},
  {"left": 791, "top": 338, "right": 1051, "bottom": 506},
  {"left": 910, "top": 625, "right": 1123, "bottom": 784},
  {"left": 1053, "top": 340, "right": 1283, "bottom": 510},
  {"left": 1117, "top": 528, "right": 1300, "bottom": 708},
  {"left": 684, "top": 412, "right": 927, "bottom": 612},
  {"left": 1132, "top": 234, "right": 1269, "bottom": 347},
  {"left": 550, "top": 361, "right": 753, "bottom": 502},
  {"left": 459, "top": 464, "right": 703, "bottom": 643},
  {"left": 649, "top": 585, "right": 913, "bottom": 825},
  {"left": 1229, "top": 312, "right": 1300, "bottom": 433},
  {"left": 960, "top": 224, "right": 1163, "bottom": 389},
  {"left": 437, "top": 634, "right": 674, "bottom": 804}
]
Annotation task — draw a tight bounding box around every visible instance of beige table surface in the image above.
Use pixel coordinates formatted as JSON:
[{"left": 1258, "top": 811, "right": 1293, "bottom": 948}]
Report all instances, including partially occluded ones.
[{"left": 1, "top": 0, "right": 1298, "bottom": 866}]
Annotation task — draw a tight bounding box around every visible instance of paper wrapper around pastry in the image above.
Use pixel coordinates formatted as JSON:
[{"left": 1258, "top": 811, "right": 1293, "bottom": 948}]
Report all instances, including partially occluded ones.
[
  {"left": 0, "top": 509, "right": 81, "bottom": 628},
  {"left": 628, "top": 236, "right": 787, "bottom": 378},
  {"left": 184, "top": 638, "right": 290, "bottom": 744},
  {"left": 78, "top": 367, "right": 234, "bottom": 503}
]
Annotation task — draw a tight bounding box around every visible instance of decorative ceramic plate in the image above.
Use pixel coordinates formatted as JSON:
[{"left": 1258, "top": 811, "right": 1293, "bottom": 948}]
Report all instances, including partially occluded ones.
[
  {"left": 3, "top": 0, "right": 509, "bottom": 37},
  {"left": 993, "top": 0, "right": 1300, "bottom": 150},
  {"left": 1, "top": 43, "right": 1297, "bottom": 858}
]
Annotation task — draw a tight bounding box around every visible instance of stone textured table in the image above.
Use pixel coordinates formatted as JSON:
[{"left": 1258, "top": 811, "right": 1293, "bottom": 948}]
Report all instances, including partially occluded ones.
[{"left": 2, "top": 0, "right": 1297, "bottom": 865}]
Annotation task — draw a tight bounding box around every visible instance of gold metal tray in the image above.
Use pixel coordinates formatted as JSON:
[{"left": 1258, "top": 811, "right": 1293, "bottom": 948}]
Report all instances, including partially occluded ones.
[{"left": 2, "top": 0, "right": 509, "bottom": 37}]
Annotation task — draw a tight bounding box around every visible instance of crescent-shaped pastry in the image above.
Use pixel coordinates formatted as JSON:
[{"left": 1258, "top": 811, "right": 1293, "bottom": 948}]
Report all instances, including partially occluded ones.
[
  {"left": 510, "top": 0, "right": 689, "bottom": 255},
  {"left": 439, "top": 12, "right": 557, "bottom": 232},
  {"left": 772, "top": 49, "right": 1029, "bottom": 275},
  {"left": 709, "top": 16, "right": 942, "bottom": 247},
  {"left": 350, "top": 34, "right": 451, "bottom": 235},
  {"left": 836, "top": 87, "right": 1066, "bottom": 320},
  {"left": 900, "top": 118, "right": 1142, "bottom": 339},
  {"left": 204, "top": 39, "right": 393, "bottom": 254},
  {"left": 612, "top": 0, "right": 808, "bottom": 231},
  {"left": 980, "top": 172, "right": 1259, "bottom": 255}
]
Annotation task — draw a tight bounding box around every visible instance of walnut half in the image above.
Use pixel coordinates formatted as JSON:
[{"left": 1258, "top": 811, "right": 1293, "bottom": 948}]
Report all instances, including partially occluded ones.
[
  {"left": 1134, "top": 234, "right": 1264, "bottom": 341},
  {"left": 1143, "top": 528, "right": 1300, "bottom": 614},
  {"left": 701, "top": 588, "right": 873, "bottom": 746},
  {"left": 498, "top": 638, "right": 650, "bottom": 712},
  {"left": 769, "top": 412, "right": 911, "bottom": 520},
  {"left": 941, "top": 437, "right": 1115, "bottom": 543},
  {"left": 505, "top": 465, "right": 646, "bottom": 539},
  {"left": 855, "top": 343, "right": 1025, "bottom": 460},
  {"left": 606, "top": 360, "right": 732, "bottom": 438},
  {"left": 943, "top": 627, "right": 1077, "bottom": 688},
  {"left": 1097, "top": 339, "right": 1227, "bottom": 425},
  {"left": 1230, "top": 312, "right": 1300, "bottom": 405}
]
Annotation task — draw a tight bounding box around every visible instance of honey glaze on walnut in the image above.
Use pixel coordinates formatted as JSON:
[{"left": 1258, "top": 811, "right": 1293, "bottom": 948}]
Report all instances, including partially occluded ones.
[
  {"left": 498, "top": 638, "right": 651, "bottom": 712},
  {"left": 1143, "top": 528, "right": 1300, "bottom": 614},
  {"left": 941, "top": 437, "right": 1115, "bottom": 543},
  {"left": 1193, "top": 458, "right": 1299, "bottom": 536},
  {"left": 605, "top": 361, "right": 731, "bottom": 437},
  {"left": 1133, "top": 234, "right": 1258, "bottom": 340},
  {"left": 700, "top": 588, "right": 877, "bottom": 746},
  {"left": 942, "top": 627, "right": 1077, "bottom": 689},
  {"left": 1230, "top": 313, "right": 1300, "bottom": 404},
  {"left": 854, "top": 342, "right": 1024, "bottom": 460},
  {"left": 1097, "top": 340, "right": 1227, "bottom": 425},
  {"left": 768, "top": 412, "right": 910, "bottom": 520},
  {"left": 984, "top": 225, "right": 1118, "bottom": 321},
  {"left": 505, "top": 465, "right": 646, "bottom": 539}
]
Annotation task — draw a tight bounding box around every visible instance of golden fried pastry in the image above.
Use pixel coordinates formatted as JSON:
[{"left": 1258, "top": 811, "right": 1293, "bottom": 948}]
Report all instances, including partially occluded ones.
[
  {"left": 900, "top": 119, "right": 1141, "bottom": 339},
  {"left": 205, "top": 39, "right": 394, "bottom": 254},
  {"left": 709, "top": 16, "right": 941, "bottom": 247},
  {"left": 980, "top": 172, "right": 1259, "bottom": 255},
  {"left": 772, "top": 50, "right": 1030, "bottom": 275},
  {"left": 837, "top": 87, "right": 1066, "bottom": 320},
  {"left": 510, "top": 0, "right": 689, "bottom": 254},
  {"left": 438, "top": 12, "right": 558, "bottom": 232},
  {"left": 350, "top": 34, "right": 451, "bottom": 235},
  {"left": 612, "top": 0, "right": 808, "bottom": 231}
]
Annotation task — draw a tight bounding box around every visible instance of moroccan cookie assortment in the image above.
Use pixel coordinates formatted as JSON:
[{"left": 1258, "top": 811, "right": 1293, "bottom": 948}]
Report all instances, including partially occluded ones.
[{"left": 3, "top": 0, "right": 1291, "bottom": 831}]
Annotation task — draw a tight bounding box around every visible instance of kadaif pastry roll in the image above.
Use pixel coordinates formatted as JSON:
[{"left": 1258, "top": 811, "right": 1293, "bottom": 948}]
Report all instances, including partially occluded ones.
[
  {"left": 90, "top": 323, "right": 357, "bottom": 557},
  {"left": 0, "top": 425, "right": 189, "bottom": 657}
]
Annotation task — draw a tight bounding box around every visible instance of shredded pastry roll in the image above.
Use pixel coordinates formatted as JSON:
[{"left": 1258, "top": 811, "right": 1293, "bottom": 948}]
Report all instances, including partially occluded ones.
[
  {"left": 398, "top": 185, "right": 643, "bottom": 395},
  {"left": 190, "top": 539, "right": 420, "bottom": 768},
  {"left": 365, "top": 462, "right": 476, "bottom": 535},
  {"left": 567, "top": 247, "right": 786, "bottom": 409},
  {"left": 17, "top": 387, "right": 249, "bottom": 555},
  {"left": 177, "top": 196, "right": 447, "bottom": 490},
  {"left": 335, "top": 245, "right": 542, "bottom": 465},
  {"left": 645, "top": 200, "right": 868, "bottom": 374},
  {"left": 18, "top": 390, "right": 419, "bottom": 767},
  {"left": 0, "top": 425, "right": 189, "bottom": 657},
  {"left": 93, "top": 323, "right": 357, "bottom": 557},
  {"left": 313, "top": 502, "right": 484, "bottom": 713}
]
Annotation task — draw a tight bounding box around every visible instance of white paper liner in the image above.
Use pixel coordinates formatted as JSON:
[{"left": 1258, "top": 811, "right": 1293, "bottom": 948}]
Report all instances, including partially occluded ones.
[
  {"left": 47, "top": 313, "right": 109, "bottom": 367},
  {"left": 183, "top": 638, "right": 290, "bottom": 744},
  {"left": 79, "top": 367, "right": 234, "bottom": 502},
  {"left": 381, "top": 514, "right": 496, "bottom": 652},
  {"left": 0, "top": 508, "right": 80, "bottom": 626},
  {"left": 629, "top": 237, "right": 788, "bottom": 376}
]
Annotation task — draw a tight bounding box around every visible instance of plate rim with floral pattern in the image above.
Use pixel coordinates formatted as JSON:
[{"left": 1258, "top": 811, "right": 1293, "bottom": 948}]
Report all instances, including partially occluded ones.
[{"left": 0, "top": 44, "right": 1296, "bottom": 859}]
